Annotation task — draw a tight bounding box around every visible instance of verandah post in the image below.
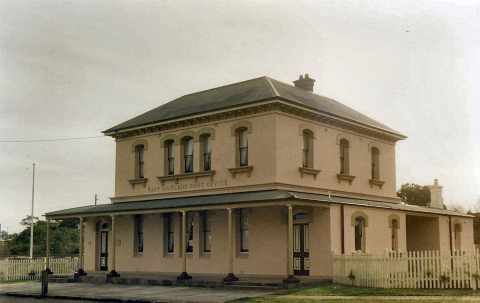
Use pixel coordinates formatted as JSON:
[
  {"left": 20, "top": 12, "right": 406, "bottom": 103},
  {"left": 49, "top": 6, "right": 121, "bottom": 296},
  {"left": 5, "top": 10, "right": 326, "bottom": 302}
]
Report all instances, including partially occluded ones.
[
  {"left": 283, "top": 204, "right": 299, "bottom": 284},
  {"left": 224, "top": 208, "right": 238, "bottom": 282},
  {"left": 177, "top": 211, "right": 191, "bottom": 280},
  {"left": 107, "top": 215, "right": 120, "bottom": 277}
]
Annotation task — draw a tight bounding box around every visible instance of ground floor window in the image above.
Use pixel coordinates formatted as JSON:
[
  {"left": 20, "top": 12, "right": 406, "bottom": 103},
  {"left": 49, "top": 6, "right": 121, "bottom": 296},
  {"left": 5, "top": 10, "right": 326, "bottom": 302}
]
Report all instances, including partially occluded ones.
[
  {"left": 135, "top": 215, "right": 144, "bottom": 253},
  {"left": 164, "top": 213, "right": 174, "bottom": 253},
  {"left": 186, "top": 212, "right": 194, "bottom": 253},
  {"left": 203, "top": 211, "right": 211, "bottom": 252},
  {"left": 354, "top": 217, "right": 364, "bottom": 252},
  {"left": 391, "top": 219, "right": 398, "bottom": 251},
  {"left": 240, "top": 209, "right": 249, "bottom": 252}
]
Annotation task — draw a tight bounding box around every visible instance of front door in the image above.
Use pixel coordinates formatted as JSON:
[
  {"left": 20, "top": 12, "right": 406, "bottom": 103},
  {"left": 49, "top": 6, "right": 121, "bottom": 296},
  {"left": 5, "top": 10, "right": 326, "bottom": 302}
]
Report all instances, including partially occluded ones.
[
  {"left": 100, "top": 231, "right": 108, "bottom": 271},
  {"left": 293, "top": 223, "right": 309, "bottom": 276}
]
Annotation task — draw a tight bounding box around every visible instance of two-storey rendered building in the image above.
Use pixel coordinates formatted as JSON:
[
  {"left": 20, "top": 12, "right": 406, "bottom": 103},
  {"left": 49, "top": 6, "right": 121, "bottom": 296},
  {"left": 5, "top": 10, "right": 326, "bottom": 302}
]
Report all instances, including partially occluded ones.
[{"left": 46, "top": 75, "right": 473, "bottom": 282}]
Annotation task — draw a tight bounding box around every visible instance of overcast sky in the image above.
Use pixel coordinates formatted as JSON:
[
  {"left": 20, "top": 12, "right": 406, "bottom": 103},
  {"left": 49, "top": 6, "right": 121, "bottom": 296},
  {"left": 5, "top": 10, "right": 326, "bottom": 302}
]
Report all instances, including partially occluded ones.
[{"left": 1, "top": 0, "right": 479, "bottom": 234}]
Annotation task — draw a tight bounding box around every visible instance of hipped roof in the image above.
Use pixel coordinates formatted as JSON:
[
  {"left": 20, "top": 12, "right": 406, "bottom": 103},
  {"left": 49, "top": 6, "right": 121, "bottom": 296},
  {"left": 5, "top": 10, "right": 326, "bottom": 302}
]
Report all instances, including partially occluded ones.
[{"left": 104, "top": 77, "right": 405, "bottom": 138}]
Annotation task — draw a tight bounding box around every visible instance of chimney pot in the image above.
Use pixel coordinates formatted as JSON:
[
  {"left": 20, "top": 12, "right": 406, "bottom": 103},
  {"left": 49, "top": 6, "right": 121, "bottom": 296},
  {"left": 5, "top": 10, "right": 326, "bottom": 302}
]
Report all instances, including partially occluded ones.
[{"left": 293, "top": 74, "right": 316, "bottom": 92}]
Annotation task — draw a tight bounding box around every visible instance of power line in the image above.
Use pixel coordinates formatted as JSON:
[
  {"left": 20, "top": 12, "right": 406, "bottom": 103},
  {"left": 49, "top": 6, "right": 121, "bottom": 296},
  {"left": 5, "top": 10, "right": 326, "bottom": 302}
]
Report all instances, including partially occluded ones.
[{"left": 0, "top": 136, "right": 105, "bottom": 143}]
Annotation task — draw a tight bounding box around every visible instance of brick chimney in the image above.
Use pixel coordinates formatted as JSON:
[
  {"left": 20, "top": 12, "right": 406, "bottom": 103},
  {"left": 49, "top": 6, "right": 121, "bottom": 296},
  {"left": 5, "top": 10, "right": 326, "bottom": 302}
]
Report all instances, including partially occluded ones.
[
  {"left": 293, "top": 74, "right": 315, "bottom": 92},
  {"left": 428, "top": 179, "right": 444, "bottom": 209}
]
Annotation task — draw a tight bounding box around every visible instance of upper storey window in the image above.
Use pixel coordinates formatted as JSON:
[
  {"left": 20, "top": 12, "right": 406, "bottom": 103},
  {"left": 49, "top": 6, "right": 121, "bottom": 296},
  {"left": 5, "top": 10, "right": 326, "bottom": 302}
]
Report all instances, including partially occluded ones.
[
  {"left": 167, "top": 140, "right": 175, "bottom": 175},
  {"left": 239, "top": 129, "right": 248, "bottom": 167},
  {"left": 203, "top": 135, "right": 212, "bottom": 171},
  {"left": 371, "top": 147, "right": 380, "bottom": 180},
  {"left": 137, "top": 145, "right": 145, "bottom": 179},
  {"left": 302, "top": 131, "right": 309, "bottom": 168},
  {"left": 339, "top": 139, "right": 350, "bottom": 175},
  {"left": 183, "top": 137, "right": 194, "bottom": 173}
]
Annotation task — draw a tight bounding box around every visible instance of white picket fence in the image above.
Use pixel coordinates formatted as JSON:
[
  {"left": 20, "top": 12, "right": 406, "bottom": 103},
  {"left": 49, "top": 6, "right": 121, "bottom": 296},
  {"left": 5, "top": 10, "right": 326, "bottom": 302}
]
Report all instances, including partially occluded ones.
[
  {"left": 332, "top": 247, "right": 480, "bottom": 289},
  {"left": 0, "top": 257, "right": 78, "bottom": 281}
]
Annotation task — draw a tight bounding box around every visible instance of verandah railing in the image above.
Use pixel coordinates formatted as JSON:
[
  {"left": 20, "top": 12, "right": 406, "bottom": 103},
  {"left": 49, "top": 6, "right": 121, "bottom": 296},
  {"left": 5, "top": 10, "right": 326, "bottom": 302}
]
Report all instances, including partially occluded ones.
[
  {"left": 0, "top": 257, "right": 78, "bottom": 281},
  {"left": 332, "top": 247, "right": 480, "bottom": 289}
]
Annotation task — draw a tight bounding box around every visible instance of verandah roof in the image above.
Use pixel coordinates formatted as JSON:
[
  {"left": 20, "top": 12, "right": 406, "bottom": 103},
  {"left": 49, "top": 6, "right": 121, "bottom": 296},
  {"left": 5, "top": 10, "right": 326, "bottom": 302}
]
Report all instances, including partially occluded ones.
[{"left": 45, "top": 190, "right": 471, "bottom": 219}]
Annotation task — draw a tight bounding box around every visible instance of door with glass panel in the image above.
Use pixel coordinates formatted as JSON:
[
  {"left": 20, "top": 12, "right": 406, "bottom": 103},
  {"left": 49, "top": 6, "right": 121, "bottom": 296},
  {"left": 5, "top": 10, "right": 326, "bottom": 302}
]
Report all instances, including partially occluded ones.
[
  {"left": 100, "top": 231, "right": 108, "bottom": 271},
  {"left": 293, "top": 223, "right": 309, "bottom": 276}
]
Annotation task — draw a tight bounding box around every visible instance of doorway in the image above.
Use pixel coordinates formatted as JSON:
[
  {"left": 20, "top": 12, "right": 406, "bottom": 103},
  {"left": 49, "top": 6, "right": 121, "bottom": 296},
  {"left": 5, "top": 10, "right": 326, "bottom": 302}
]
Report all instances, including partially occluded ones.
[
  {"left": 99, "top": 223, "right": 109, "bottom": 271},
  {"left": 293, "top": 213, "right": 310, "bottom": 276}
]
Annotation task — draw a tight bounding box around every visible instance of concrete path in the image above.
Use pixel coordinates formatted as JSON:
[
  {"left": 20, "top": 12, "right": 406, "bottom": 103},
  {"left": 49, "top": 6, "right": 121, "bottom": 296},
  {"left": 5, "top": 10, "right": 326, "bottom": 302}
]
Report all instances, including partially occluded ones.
[{"left": 0, "top": 282, "right": 274, "bottom": 302}]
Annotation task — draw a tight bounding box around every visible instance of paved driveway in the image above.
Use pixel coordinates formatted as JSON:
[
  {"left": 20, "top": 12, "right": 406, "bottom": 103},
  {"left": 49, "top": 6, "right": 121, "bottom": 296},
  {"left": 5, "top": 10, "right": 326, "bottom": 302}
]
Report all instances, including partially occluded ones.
[{"left": 0, "top": 282, "right": 275, "bottom": 302}]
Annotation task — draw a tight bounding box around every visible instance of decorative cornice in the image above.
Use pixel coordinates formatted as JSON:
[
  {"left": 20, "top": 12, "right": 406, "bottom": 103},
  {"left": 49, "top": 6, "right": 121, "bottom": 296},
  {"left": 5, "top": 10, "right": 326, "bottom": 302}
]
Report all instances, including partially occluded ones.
[{"left": 107, "top": 99, "right": 406, "bottom": 143}]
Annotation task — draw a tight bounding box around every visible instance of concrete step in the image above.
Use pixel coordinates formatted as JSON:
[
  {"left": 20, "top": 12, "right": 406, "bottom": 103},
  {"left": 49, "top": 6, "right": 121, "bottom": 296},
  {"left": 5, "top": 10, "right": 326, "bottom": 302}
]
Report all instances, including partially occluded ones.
[
  {"left": 227, "top": 281, "right": 282, "bottom": 287},
  {"left": 49, "top": 277, "right": 76, "bottom": 283}
]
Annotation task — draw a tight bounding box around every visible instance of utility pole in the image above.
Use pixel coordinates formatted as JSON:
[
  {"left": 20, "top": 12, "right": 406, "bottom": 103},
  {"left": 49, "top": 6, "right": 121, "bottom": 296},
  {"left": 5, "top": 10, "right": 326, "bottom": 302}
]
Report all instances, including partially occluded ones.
[{"left": 30, "top": 163, "right": 35, "bottom": 259}]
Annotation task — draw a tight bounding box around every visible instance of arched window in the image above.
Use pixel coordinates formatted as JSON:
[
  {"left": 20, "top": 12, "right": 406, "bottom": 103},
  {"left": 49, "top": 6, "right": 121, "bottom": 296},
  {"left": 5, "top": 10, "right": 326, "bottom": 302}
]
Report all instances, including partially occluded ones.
[
  {"left": 354, "top": 217, "right": 364, "bottom": 252},
  {"left": 166, "top": 140, "right": 175, "bottom": 175},
  {"left": 202, "top": 134, "right": 212, "bottom": 171},
  {"left": 294, "top": 213, "right": 309, "bottom": 221},
  {"left": 391, "top": 219, "right": 398, "bottom": 251},
  {"left": 239, "top": 129, "right": 248, "bottom": 167},
  {"left": 454, "top": 223, "right": 462, "bottom": 251},
  {"left": 340, "top": 139, "right": 350, "bottom": 175},
  {"left": 134, "top": 144, "right": 145, "bottom": 179},
  {"left": 182, "top": 137, "right": 194, "bottom": 173},
  {"left": 303, "top": 130, "right": 315, "bottom": 168},
  {"left": 371, "top": 147, "right": 380, "bottom": 180}
]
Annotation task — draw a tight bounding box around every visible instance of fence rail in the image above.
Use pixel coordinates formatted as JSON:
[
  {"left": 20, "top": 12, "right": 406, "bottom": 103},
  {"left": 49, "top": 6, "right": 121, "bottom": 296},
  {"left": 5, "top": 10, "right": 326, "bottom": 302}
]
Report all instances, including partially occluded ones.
[
  {"left": 333, "top": 247, "right": 480, "bottom": 289},
  {"left": 0, "top": 257, "right": 78, "bottom": 281}
]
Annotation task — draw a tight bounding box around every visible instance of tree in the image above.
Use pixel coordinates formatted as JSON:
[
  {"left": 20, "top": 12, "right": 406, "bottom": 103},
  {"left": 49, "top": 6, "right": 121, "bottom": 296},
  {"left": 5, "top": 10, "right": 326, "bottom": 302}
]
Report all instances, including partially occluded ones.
[
  {"left": 5, "top": 216, "right": 79, "bottom": 256},
  {"left": 397, "top": 183, "right": 431, "bottom": 207},
  {"left": 20, "top": 215, "right": 39, "bottom": 228},
  {"left": 0, "top": 230, "right": 8, "bottom": 240}
]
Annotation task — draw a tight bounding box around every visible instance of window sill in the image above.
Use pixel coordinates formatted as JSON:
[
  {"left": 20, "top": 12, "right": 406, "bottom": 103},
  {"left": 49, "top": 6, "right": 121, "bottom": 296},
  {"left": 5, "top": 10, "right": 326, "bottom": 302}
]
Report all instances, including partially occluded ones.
[
  {"left": 128, "top": 178, "right": 148, "bottom": 189},
  {"left": 201, "top": 252, "right": 212, "bottom": 258},
  {"left": 236, "top": 251, "right": 249, "bottom": 258},
  {"left": 163, "top": 252, "right": 174, "bottom": 258},
  {"left": 299, "top": 167, "right": 321, "bottom": 180},
  {"left": 337, "top": 174, "right": 356, "bottom": 185},
  {"left": 228, "top": 166, "right": 253, "bottom": 178},
  {"left": 156, "top": 171, "right": 216, "bottom": 185},
  {"left": 369, "top": 179, "right": 386, "bottom": 189},
  {"left": 134, "top": 253, "right": 144, "bottom": 258}
]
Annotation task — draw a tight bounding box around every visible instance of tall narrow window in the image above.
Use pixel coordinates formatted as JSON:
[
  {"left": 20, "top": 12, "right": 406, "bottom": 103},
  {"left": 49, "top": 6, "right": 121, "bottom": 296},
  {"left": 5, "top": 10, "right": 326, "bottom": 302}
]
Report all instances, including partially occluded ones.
[
  {"left": 354, "top": 217, "right": 363, "bottom": 252},
  {"left": 138, "top": 145, "right": 145, "bottom": 178},
  {"left": 203, "top": 211, "right": 211, "bottom": 252},
  {"left": 340, "top": 139, "right": 349, "bottom": 174},
  {"left": 203, "top": 135, "right": 211, "bottom": 171},
  {"left": 135, "top": 215, "right": 144, "bottom": 253},
  {"left": 186, "top": 212, "right": 193, "bottom": 253},
  {"left": 167, "top": 141, "right": 175, "bottom": 175},
  {"left": 239, "top": 129, "right": 248, "bottom": 167},
  {"left": 371, "top": 147, "right": 380, "bottom": 180},
  {"left": 391, "top": 219, "right": 398, "bottom": 251},
  {"left": 165, "top": 213, "right": 174, "bottom": 253},
  {"left": 240, "top": 209, "right": 249, "bottom": 252},
  {"left": 302, "top": 131, "right": 309, "bottom": 168},
  {"left": 183, "top": 137, "right": 194, "bottom": 173},
  {"left": 454, "top": 224, "right": 461, "bottom": 251}
]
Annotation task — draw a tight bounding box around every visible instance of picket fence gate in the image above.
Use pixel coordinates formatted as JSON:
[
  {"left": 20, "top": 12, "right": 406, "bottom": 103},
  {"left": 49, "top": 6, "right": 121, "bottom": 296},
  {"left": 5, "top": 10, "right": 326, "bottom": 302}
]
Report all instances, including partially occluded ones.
[
  {"left": 0, "top": 257, "right": 78, "bottom": 281},
  {"left": 332, "top": 247, "right": 480, "bottom": 289}
]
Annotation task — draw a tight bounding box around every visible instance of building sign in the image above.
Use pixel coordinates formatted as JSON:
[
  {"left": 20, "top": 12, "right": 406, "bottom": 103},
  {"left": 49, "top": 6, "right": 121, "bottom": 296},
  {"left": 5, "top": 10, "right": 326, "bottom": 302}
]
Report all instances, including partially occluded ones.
[{"left": 148, "top": 180, "right": 228, "bottom": 193}]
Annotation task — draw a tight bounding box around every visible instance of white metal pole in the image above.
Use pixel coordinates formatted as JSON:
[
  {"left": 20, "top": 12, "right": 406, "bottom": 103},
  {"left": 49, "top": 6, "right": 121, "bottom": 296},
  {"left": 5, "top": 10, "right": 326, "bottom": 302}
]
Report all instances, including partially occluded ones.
[{"left": 30, "top": 163, "right": 35, "bottom": 259}]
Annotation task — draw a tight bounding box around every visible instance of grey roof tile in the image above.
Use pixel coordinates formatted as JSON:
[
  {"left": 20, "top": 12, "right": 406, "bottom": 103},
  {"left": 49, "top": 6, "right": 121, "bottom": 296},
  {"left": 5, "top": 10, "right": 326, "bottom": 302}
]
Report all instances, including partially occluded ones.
[{"left": 103, "top": 77, "right": 404, "bottom": 137}]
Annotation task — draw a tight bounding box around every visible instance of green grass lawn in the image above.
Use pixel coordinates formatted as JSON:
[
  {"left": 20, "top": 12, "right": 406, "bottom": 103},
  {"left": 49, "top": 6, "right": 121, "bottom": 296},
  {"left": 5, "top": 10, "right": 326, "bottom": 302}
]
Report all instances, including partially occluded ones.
[
  {"left": 230, "top": 282, "right": 480, "bottom": 302},
  {"left": 278, "top": 282, "right": 480, "bottom": 296},
  {"left": 232, "top": 298, "right": 475, "bottom": 303}
]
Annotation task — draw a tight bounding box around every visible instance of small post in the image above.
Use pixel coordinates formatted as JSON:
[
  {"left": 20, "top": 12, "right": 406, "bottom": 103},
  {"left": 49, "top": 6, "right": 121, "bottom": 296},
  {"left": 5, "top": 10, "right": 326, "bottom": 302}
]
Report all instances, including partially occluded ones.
[
  {"left": 41, "top": 269, "right": 48, "bottom": 296},
  {"left": 45, "top": 219, "right": 52, "bottom": 274},
  {"left": 283, "top": 204, "right": 299, "bottom": 285},
  {"left": 177, "top": 211, "right": 191, "bottom": 280},
  {"left": 224, "top": 208, "right": 238, "bottom": 282},
  {"left": 107, "top": 215, "right": 119, "bottom": 277},
  {"left": 76, "top": 217, "right": 86, "bottom": 276}
]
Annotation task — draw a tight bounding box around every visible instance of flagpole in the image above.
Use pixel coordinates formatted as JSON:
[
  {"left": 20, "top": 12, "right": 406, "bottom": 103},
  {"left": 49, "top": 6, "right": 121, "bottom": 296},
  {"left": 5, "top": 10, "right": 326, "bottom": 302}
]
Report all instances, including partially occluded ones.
[{"left": 30, "top": 163, "right": 35, "bottom": 259}]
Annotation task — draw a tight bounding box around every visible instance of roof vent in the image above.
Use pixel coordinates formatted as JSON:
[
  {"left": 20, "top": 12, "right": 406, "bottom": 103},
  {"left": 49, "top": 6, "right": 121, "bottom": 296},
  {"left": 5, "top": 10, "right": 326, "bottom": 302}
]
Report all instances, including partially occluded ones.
[{"left": 293, "top": 74, "right": 315, "bottom": 92}]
